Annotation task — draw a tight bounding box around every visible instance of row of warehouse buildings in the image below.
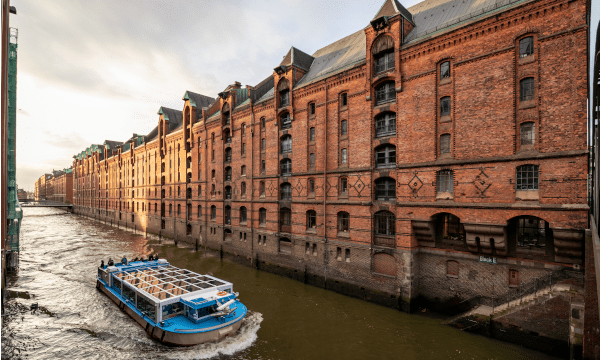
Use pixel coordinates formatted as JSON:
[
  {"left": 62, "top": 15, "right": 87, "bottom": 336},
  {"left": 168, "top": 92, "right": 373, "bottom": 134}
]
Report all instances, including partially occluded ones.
[
  {"left": 34, "top": 169, "right": 73, "bottom": 203},
  {"left": 35, "top": 0, "right": 598, "bottom": 354}
]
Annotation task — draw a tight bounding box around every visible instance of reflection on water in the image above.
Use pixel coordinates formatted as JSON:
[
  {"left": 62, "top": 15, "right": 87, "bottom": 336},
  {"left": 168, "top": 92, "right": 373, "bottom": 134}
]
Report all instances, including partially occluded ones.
[{"left": 2, "top": 208, "right": 556, "bottom": 359}]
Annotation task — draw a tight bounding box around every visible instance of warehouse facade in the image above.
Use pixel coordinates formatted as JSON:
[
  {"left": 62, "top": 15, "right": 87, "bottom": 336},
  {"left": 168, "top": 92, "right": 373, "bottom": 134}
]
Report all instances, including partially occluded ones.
[{"left": 69, "top": 0, "right": 589, "bottom": 311}]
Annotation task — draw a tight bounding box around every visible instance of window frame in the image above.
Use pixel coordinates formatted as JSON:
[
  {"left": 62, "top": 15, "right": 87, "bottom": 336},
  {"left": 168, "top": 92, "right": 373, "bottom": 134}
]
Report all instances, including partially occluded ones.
[
  {"left": 375, "top": 144, "right": 396, "bottom": 168},
  {"left": 338, "top": 212, "right": 350, "bottom": 233},
  {"left": 519, "top": 36, "right": 534, "bottom": 58},
  {"left": 306, "top": 210, "right": 317, "bottom": 230},
  {"left": 374, "top": 81, "right": 395, "bottom": 105},
  {"left": 341, "top": 148, "right": 348, "bottom": 164},
  {"left": 440, "top": 61, "right": 451, "bottom": 80},
  {"left": 440, "top": 96, "right": 451, "bottom": 117},
  {"left": 375, "top": 112, "right": 396, "bottom": 137},
  {"left": 440, "top": 134, "right": 451, "bottom": 155},
  {"left": 520, "top": 77, "right": 535, "bottom": 102},
  {"left": 340, "top": 120, "right": 348, "bottom": 137},
  {"left": 436, "top": 170, "right": 454, "bottom": 194},
  {"left": 516, "top": 165, "right": 539, "bottom": 191},
  {"left": 375, "top": 177, "right": 395, "bottom": 201}
]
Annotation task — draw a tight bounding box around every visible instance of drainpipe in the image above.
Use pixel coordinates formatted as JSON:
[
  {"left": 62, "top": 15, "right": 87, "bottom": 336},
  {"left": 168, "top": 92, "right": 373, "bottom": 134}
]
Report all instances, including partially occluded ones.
[
  {"left": 249, "top": 90, "right": 255, "bottom": 268},
  {"left": 323, "top": 80, "right": 328, "bottom": 283}
]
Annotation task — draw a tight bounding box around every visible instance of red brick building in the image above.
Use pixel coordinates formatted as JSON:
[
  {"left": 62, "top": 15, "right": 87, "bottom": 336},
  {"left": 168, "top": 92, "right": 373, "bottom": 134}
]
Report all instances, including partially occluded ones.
[
  {"left": 48, "top": 169, "right": 73, "bottom": 203},
  {"left": 70, "top": 0, "right": 588, "bottom": 316}
]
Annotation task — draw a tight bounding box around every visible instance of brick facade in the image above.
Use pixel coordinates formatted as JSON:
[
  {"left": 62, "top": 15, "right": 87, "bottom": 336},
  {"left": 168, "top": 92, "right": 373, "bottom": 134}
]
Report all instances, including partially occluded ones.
[{"left": 65, "top": 0, "right": 588, "bottom": 313}]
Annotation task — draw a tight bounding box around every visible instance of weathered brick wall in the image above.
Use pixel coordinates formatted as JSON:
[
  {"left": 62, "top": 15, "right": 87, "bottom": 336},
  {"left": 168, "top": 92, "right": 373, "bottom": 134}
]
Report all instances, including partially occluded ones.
[{"left": 68, "top": 0, "right": 588, "bottom": 314}]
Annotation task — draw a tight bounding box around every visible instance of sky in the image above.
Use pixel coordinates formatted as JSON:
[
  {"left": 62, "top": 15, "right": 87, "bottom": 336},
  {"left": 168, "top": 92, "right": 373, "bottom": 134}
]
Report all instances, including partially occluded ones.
[{"left": 7, "top": 0, "right": 599, "bottom": 191}]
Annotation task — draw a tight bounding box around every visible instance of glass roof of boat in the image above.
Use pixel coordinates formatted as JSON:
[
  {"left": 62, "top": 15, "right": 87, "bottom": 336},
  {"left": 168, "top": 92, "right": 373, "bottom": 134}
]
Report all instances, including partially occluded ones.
[{"left": 113, "top": 264, "right": 231, "bottom": 303}]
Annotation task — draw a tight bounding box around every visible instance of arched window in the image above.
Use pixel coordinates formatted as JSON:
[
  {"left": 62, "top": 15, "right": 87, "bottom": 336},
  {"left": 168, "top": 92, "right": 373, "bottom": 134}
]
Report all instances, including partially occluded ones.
[
  {"left": 516, "top": 165, "right": 539, "bottom": 190},
  {"left": 225, "top": 166, "right": 232, "bottom": 181},
  {"left": 520, "top": 78, "right": 535, "bottom": 101},
  {"left": 375, "top": 144, "right": 396, "bottom": 168},
  {"left": 280, "top": 159, "right": 292, "bottom": 176},
  {"left": 281, "top": 112, "right": 291, "bottom": 129},
  {"left": 281, "top": 182, "right": 292, "bottom": 200},
  {"left": 513, "top": 216, "right": 548, "bottom": 249},
  {"left": 281, "top": 135, "right": 292, "bottom": 153},
  {"left": 373, "top": 35, "right": 394, "bottom": 74},
  {"left": 280, "top": 208, "right": 291, "bottom": 226},
  {"left": 241, "top": 123, "right": 246, "bottom": 136},
  {"left": 223, "top": 103, "right": 231, "bottom": 125},
  {"left": 278, "top": 78, "right": 290, "bottom": 107},
  {"left": 434, "top": 213, "right": 464, "bottom": 242},
  {"left": 520, "top": 122, "right": 535, "bottom": 146},
  {"left": 306, "top": 210, "right": 317, "bottom": 230},
  {"left": 224, "top": 147, "right": 232, "bottom": 162},
  {"left": 340, "top": 120, "right": 348, "bottom": 136},
  {"left": 519, "top": 36, "right": 534, "bottom": 58},
  {"left": 338, "top": 211, "right": 349, "bottom": 233},
  {"left": 374, "top": 210, "right": 396, "bottom": 236},
  {"left": 440, "top": 61, "right": 450, "bottom": 80},
  {"left": 375, "top": 81, "right": 395, "bottom": 105},
  {"left": 440, "top": 96, "right": 451, "bottom": 116},
  {"left": 225, "top": 186, "right": 232, "bottom": 199},
  {"left": 260, "top": 181, "right": 265, "bottom": 197},
  {"left": 211, "top": 205, "right": 216, "bottom": 220},
  {"left": 259, "top": 208, "right": 267, "bottom": 225},
  {"left": 261, "top": 117, "right": 266, "bottom": 129},
  {"left": 375, "top": 177, "right": 395, "bottom": 201},
  {"left": 375, "top": 112, "right": 396, "bottom": 137},
  {"left": 240, "top": 206, "right": 247, "bottom": 223},
  {"left": 225, "top": 205, "right": 231, "bottom": 225},
  {"left": 241, "top": 182, "right": 246, "bottom": 196},
  {"left": 436, "top": 170, "right": 454, "bottom": 195}
]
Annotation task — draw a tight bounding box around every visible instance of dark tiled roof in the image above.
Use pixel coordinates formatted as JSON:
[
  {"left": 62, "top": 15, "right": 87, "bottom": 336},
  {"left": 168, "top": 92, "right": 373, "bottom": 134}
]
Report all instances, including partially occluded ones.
[
  {"left": 251, "top": 75, "right": 274, "bottom": 103},
  {"left": 103, "top": 140, "right": 122, "bottom": 150},
  {"left": 185, "top": 91, "right": 214, "bottom": 109},
  {"left": 145, "top": 126, "right": 159, "bottom": 142},
  {"left": 405, "top": 0, "right": 527, "bottom": 43},
  {"left": 279, "top": 47, "right": 315, "bottom": 72},
  {"left": 295, "top": 29, "right": 366, "bottom": 89},
  {"left": 158, "top": 107, "right": 183, "bottom": 131}
]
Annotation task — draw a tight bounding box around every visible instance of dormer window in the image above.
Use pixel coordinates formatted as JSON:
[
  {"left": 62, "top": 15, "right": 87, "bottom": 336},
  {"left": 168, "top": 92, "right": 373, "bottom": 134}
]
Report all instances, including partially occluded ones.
[
  {"left": 372, "top": 35, "right": 395, "bottom": 74},
  {"left": 278, "top": 78, "right": 290, "bottom": 108}
]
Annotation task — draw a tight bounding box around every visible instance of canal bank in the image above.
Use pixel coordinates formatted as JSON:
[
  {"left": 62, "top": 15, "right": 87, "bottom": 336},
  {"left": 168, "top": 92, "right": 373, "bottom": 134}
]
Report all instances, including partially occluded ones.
[{"left": 0, "top": 207, "right": 563, "bottom": 359}]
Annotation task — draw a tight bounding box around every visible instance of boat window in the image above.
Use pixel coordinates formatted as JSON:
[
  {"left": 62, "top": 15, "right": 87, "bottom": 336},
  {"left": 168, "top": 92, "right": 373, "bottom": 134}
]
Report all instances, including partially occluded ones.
[
  {"left": 137, "top": 295, "right": 156, "bottom": 321},
  {"left": 162, "top": 302, "right": 184, "bottom": 319},
  {"left": 123, "top": 285, "right": 136, "bottom": 302},
  {"left": 112, "top": 277, "right": 123, "bottom": 294}
]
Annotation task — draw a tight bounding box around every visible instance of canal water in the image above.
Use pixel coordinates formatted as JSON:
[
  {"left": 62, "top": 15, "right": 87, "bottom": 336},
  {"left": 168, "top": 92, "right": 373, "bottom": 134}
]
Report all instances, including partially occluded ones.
[{"left": 2, "top": 208, "right": 557, "bottom": 360}]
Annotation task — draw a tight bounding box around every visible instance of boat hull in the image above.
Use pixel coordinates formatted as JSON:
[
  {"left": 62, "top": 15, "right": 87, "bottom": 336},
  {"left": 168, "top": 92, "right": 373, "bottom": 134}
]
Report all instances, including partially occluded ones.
[{"left": 97, "top": 280, "right": 244, "bottom": 346}]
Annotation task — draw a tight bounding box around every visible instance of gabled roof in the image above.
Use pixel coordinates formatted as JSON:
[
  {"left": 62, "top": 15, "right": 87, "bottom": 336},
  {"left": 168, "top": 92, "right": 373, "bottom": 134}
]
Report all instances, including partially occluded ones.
[
  {"left": 183, "top": 91, "right": 215, "bottom": 109},
  {"left": 103, "top": 140, "right": 122, "bottom": 150},
  {"left": 145, "top": 125, "right": 159, "bottom": 142},
  {"left": 374, "top": 0, "right": 414, "bottom": 24},
  {"left": 294, "top": 29, "right": 366, "bottom": 89},
  {"left": 158, "top": 107, "right": 183, "bottom": 131},
  {"left": 279, "top": 47, "right": 315, "bottom": 72}
]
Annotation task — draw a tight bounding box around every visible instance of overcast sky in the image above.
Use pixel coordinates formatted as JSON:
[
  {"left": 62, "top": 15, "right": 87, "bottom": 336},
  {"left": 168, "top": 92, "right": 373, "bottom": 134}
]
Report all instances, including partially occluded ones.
[{"left": 8, "top": 0, "right": 599, "bottom": 191}]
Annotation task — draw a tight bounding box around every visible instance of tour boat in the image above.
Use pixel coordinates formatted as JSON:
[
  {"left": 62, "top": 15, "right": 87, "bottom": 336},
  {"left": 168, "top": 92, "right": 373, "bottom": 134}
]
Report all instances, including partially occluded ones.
[{"left": 96, "top": 257, "right": 247, "bottom": 346}]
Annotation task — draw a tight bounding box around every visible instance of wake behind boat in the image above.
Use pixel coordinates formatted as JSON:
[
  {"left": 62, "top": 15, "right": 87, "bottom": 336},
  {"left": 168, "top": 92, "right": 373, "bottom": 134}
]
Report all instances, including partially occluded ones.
[{"left": 96, "top": 256, "right": 247, "bottom": 346}]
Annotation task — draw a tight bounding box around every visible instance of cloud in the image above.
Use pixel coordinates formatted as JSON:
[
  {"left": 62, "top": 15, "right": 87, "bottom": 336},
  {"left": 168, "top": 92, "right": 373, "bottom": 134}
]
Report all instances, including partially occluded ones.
[{"left": 11, "top": 0, "right": 423, "bottom": 190}]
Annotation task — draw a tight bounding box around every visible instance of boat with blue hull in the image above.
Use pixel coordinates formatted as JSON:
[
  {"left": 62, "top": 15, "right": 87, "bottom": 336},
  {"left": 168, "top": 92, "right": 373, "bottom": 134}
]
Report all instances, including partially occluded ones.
[{"left": 96, "top": 257, "right": 247, "bottom": 346}]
